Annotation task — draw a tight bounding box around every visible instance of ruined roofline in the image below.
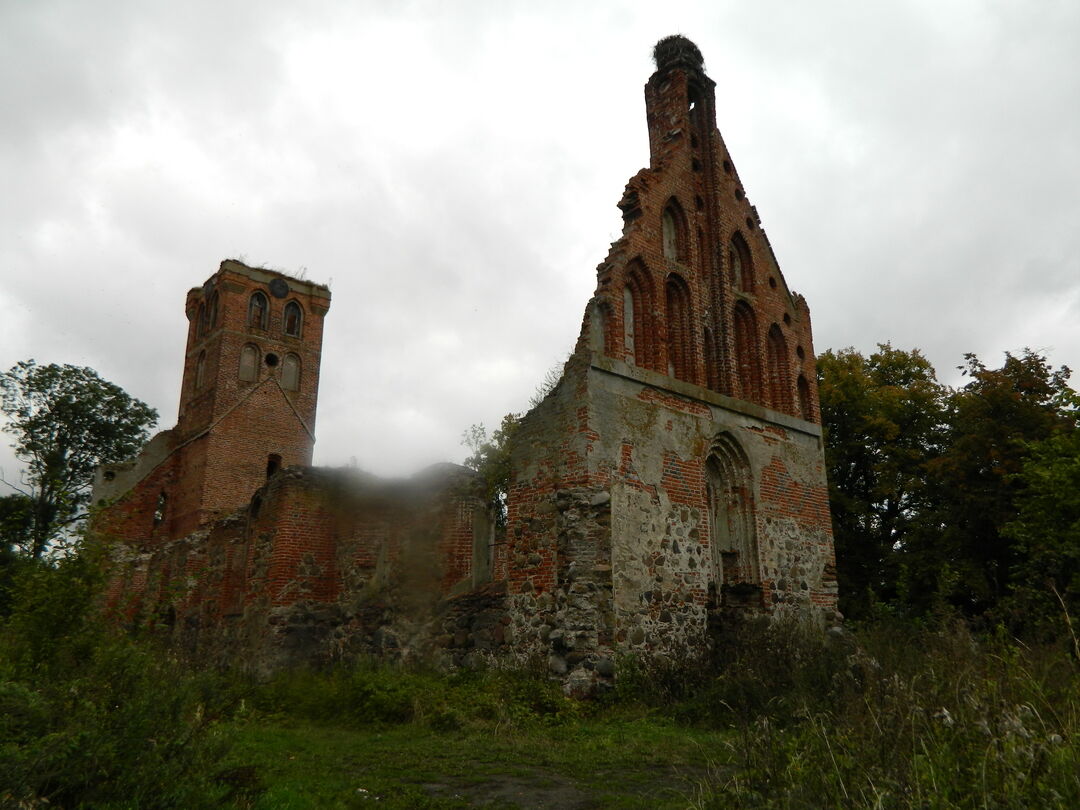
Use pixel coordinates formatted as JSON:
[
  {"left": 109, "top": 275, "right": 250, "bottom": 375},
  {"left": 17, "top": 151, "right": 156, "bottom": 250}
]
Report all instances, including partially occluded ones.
[{"left": 186, "top": 259, "right": 331, "bottom": 304}]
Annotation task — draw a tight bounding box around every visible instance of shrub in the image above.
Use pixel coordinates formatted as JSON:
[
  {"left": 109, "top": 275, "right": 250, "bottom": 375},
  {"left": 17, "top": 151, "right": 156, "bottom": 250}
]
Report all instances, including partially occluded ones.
[{"left": 0, "top": 551, "right": 227, "bottom": 808}]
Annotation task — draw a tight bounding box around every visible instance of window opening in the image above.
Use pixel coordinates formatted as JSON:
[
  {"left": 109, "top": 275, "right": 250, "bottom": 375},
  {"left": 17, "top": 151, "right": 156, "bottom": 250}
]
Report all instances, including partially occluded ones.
[
  {"left": 730, "top": 233, "right": 753, "bottom": 292},
  {"left": 208, "top": 292, "right": 219, "bottom": 329},
  {"left": 284, "top": 301, "right": 303, "bottom": 337},
  {"left": 266, "top": 454, "right": 282, "bottom": 479},
  {"left": 248, "top": 292, "right": 269, "bottom": 329},
  {"left": 194, "top": 350, "right": 206, "bottom": 390},
  {"left": 705, "top": 435, "right": 759, "bottom": 597},
  {"left": 265, "top": 352, "right": 279, "bottom": 368}
]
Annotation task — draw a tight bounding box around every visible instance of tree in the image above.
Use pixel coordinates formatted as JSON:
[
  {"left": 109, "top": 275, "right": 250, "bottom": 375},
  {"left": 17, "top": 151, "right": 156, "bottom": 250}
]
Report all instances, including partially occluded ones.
[
  {"left": 1002, "top": 416, "right": 1080, "bottom": 642},
  {"left": 462, "top": 412, "right": 522, "bottom": 528},
  {"left": 0, "top": 360, "right": 157, "bottom": 559},
  {"left": 817, "top": 344, "right": 948, "bottom": 619},
  {"left": 919, "top": 350, "right": 1076, "bottom": 616}
]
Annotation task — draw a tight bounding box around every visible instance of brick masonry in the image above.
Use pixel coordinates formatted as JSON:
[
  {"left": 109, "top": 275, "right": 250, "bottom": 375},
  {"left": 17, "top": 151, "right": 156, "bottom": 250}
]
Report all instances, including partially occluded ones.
[{"left": 93, "top": 36, "right": 838, "bottom": 688}]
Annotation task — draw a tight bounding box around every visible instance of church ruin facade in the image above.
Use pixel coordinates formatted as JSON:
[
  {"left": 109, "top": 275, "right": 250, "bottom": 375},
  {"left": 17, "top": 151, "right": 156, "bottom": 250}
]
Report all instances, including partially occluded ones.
[{"left": 94, "top": 36, "right": 838, "bottom": 688}]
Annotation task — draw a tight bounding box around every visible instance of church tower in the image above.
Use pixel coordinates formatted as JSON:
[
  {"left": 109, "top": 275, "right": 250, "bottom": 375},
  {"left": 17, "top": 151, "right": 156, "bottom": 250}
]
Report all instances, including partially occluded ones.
[
  {"left": 93, "top": 260, "right": 331, "bottom": 542},
  {"left": 174, "top": 260, "right": 331, "bottom": 532}
]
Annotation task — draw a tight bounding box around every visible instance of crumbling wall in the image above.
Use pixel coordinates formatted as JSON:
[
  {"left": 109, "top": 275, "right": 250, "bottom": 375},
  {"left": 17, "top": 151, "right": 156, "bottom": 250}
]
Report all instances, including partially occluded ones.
[{"left": 100, "top": 464, "right": 500, "bottom": 672}]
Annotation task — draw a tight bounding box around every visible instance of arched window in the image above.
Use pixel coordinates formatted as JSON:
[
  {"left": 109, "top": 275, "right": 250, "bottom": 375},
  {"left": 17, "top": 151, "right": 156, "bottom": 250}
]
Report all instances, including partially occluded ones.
[
  {"left": 730, "top": 232, "right": 754, "bottom": 292},
  {"left": 248, "top": 292, "right": 269, "bottom": 329},
  {"left": 207, "top": 291, "right": 220, "bottom": 329},
  {"left": 281, "top": 353, "right": 300, "bottom": 391},
  {"left": 797, "top": 374, "right": 814, "bottom": 422},
  {"left": 283, "top": 301, "right": 303, "bottom": 337},
  {"left": 733, "top": 301, "right": 762, "bottom": 402},
  {"left": 266, "top": 453, "right": 282, "bottom": 478},
  {"left": 194, "top": 350, "right": 206, "bottom": 390},
  {"left": 623, "top": 260, "right": 655, "bottom": 370},
  {"left": 766, "top": 324, "right": 793, "bottom": 414},
  {"left": 661, "top": 199, "right": 689, "bottom": 263},
  {"left": 195, "top": 303, "right": 207, "bottom": 339},
  {"left": 665, "top": 273, "right": 694, "bottom": 382},
  {"left": 239, "top": 344, "right": 259, "bottom": 382},
  {"left": 705, "top": 434, "right": 759, "bottom": 603}
]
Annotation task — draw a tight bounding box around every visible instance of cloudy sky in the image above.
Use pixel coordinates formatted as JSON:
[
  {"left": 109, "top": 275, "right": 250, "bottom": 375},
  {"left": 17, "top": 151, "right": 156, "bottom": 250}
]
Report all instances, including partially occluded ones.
[{"left": 2, "top": 0, "right": 1078, "bottom": 488}]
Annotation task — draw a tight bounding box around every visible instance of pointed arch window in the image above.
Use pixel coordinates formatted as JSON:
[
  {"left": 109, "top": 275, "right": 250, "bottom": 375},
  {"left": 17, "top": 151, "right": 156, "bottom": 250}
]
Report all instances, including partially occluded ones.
[
  {"left": 195, "top": 303, "right": 207, "bottom": 339},
  {"left": 766, "top": 324, "right": 793, "bottom": 414},
  {"left": 797, "top": 373, "right": 814, "bottom": 421},
  {"left": 661, "top": 199, "right": 689, "bottom": 264},
  {"left": 623, "top": 261, "right": 655, "bottom": 370},
  {"left": 281, "top": 353, "right": 301, "bottom": 391},
  {"left": 248, "top": 291, "right": 269, "bottom": 329},
  {"left": 194, "top": 350, "right": 207, "bottom": 390},
  {"left": 207, "top": 291, "right": 220, "bottom": 329},
  {"left": 733, "top": 301, "right": 762, "bottom": 402},
  {"left": 283, "top": 301, "right": 303, "bottom": 337},
  {"left": 665, "top": 273, "right": 694, "bottom": 382},
  {"left": 730, "top": 232, "right": 754, "bottom": 292},
  {"left": 705, "top": 434, "right": 759, "bottom": 597},
  {"left": 239, "top": 344, "right": 259, "bottom": 382}
]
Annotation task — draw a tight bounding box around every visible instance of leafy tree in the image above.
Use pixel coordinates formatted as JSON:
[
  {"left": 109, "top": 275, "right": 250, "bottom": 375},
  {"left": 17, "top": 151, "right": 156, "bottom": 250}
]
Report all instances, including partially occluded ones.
[
  {"left": 916, "top": 350, "right": 1076, "bottom": 616},
  {"left": 0, "top": 494, "right": 33, "bottom": 615},
  {"left": 1002, "top": 419, "right": 1080, "bottom": 642},
  {"left": 817, "top": 344, "right": 948, "bottom": 619},
  {"left": 462, "top": 412, "right": 522, "bottom": 528},
  {"left": 0, "top": 360, "right": 157, "bottom": 559}
]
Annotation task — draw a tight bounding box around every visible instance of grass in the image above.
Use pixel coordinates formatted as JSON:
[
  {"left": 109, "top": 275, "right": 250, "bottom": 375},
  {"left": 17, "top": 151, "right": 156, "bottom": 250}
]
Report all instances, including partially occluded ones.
[
  {"left": 218, "top": 716, "right": 718, "bottom": 808},
  {"left": 5, "top": 567, "right": 1080, "bottom": 810}
]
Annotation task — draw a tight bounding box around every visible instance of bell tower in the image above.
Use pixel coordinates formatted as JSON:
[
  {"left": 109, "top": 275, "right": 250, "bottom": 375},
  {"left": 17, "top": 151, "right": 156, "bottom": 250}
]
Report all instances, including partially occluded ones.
[{"left": 173, "top": 260, "right": 331, "bottom": 533}]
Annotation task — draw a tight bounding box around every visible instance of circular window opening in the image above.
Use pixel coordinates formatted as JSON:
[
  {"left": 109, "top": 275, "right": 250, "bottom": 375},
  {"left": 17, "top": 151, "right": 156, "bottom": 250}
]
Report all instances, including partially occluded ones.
[
  {"left": 265, "top": 353, "right": 280, "bottom": 367},
  {"left": 783, "top": 313, "right": 791, "bottom": 325},
  {"left": 769, "top": 277, "right": 777, "bottom": 289}
]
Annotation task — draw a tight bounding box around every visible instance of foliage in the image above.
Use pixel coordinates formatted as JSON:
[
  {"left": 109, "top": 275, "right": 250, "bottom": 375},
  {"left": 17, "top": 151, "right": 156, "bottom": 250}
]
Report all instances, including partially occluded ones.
[
  {"left": 461, "top": 412, "right": 521, "bottom": 527},
  {"left": 911, "top": 350, "right": 1077, "bottom": 617},
  {"left": 817, "top": 344, "right": 948, "bottom": 619},
  {"left": 681, "top": 621, "right": 1080, "bottom": 809},
  {"left": 0, "top": 549, "right": 226, "bottom": 807},
  {"left": 0, "top": 360, "right": 158, "bottom": 558},
  {"left": 1002, "top": 414, "right": 1080, "bottom": 643},
  {"left": 819, "top": 345, "right": 1078, "bottom": 628}
]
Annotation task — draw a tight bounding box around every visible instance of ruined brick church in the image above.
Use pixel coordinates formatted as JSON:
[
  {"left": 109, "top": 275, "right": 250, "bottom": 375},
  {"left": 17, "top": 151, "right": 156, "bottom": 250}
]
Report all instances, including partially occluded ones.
[{"left": 94, "top": 36, "right": 838, "bottom": 690}]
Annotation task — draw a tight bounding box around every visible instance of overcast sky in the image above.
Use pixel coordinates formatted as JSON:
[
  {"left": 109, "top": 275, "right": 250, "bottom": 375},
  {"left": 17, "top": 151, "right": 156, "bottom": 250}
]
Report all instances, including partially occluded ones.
[{"left": 2, "top": 0, "right": 1079, "bottom": 489}]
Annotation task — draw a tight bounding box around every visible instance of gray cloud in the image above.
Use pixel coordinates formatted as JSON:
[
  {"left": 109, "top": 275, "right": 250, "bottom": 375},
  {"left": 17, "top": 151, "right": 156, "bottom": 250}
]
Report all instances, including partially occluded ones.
[{"left": 2, "top": 1, "right": 1079, "bottom": 488}]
